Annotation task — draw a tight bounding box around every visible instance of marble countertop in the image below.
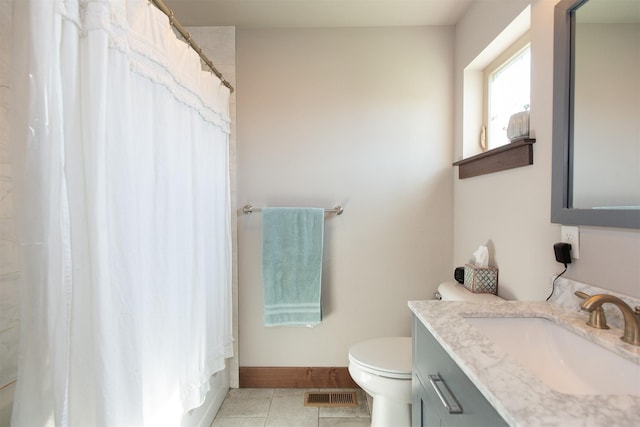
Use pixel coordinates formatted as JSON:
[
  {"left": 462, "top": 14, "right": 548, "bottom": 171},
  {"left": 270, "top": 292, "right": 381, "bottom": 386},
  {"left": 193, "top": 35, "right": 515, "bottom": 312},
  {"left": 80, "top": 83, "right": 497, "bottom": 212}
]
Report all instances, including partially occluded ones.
[{"left": 408, "top": 299, "right": 640, "bottom": 427}]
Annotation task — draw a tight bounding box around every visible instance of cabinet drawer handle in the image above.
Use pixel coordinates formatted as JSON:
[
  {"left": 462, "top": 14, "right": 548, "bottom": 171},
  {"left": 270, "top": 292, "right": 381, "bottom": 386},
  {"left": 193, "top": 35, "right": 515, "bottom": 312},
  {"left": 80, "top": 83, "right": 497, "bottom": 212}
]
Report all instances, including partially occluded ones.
[{"left": 428, "top": 374, "right": 463, "bottom": 414}]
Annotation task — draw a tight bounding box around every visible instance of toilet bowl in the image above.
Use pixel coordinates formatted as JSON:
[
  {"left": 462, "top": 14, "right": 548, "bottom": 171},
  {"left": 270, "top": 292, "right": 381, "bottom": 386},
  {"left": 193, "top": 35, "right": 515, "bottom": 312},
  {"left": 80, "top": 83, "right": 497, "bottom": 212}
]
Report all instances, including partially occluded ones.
[
  {"left": 348, "top": 281, "right": 502, "bottom": 427},
  {"left": 348, "top": 337, "right": 412, "bottom": 427}
]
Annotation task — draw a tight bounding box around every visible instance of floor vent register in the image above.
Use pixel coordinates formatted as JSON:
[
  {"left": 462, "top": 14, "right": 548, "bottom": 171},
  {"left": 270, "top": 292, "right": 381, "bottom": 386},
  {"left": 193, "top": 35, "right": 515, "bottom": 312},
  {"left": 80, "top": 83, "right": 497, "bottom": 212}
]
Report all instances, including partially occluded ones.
[{"left": 303, "top": 391, "right": 358, "bottom": 408}]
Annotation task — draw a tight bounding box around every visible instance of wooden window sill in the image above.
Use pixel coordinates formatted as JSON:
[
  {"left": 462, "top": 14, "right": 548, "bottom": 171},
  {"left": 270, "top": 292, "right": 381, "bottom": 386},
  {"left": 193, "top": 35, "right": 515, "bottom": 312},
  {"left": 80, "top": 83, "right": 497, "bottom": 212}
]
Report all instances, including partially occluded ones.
[{"left": 453, "top": 138, "right": 535, "bottom": 179}]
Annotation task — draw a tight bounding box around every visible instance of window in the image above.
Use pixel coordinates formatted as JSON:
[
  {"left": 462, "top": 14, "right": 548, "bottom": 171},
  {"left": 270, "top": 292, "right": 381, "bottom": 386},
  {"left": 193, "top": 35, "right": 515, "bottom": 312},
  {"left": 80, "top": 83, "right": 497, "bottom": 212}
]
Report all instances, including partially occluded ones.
[
  {"left": 456, "top": 7, "right": 533, "bottom": 179},
  {"left": 483, "top": 36, "right": 530, "bottom": 150}
]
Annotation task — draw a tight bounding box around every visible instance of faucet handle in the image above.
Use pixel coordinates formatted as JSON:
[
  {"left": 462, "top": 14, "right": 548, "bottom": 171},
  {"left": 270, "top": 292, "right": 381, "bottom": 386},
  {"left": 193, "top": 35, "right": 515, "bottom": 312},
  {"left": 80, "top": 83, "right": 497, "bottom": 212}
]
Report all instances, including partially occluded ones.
[
  {"left": 575, "top": 291, "right": 610, "bottom": 329},
  {"left": 574, "top": 291, "right": 590, "bottom": 300}
]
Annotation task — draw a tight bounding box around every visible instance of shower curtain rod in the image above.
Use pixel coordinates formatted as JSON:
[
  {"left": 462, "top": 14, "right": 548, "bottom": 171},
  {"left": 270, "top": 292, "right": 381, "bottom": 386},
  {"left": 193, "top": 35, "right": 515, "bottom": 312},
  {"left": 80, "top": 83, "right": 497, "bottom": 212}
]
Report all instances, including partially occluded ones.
[
  {"left": 150, "top": 0, "right": 235, "bottom": 94},
  {"left": 243, "top": 205, "right": 344, "bottom": 215}
]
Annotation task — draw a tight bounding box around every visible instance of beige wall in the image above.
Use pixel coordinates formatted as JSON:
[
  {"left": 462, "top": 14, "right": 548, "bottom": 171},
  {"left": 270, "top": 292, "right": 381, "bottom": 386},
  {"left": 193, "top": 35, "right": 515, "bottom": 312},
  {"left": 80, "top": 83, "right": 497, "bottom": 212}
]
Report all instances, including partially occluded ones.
[
  {"left": 453, "top": 0, "right": 640, "bottom": 301},
  {"left": 236, "top": 27, "right": 454, "bottom": 366}
]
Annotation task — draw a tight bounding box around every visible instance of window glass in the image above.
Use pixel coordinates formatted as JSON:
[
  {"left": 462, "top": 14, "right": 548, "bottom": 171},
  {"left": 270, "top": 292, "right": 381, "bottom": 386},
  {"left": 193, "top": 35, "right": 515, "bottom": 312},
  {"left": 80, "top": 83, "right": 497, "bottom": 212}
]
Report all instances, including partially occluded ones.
[{"left": 486, "top": 44, "right": 530, "bottom": 149}]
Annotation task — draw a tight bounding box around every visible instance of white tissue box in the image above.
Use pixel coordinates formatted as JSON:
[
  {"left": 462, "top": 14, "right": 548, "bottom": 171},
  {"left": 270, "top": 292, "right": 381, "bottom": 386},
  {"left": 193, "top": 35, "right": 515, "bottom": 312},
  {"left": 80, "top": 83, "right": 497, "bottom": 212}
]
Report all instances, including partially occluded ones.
[{"left": 464, "top": 264, "right": 498, "bottom": 294}]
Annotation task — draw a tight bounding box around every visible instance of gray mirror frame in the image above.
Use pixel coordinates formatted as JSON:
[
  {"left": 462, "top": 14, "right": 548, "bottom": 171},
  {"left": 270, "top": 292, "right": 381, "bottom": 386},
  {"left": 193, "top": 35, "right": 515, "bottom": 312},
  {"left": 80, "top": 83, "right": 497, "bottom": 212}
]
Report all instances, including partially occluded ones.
[{"left": 551, "top": 0, "right": 640, "bottom": 229}]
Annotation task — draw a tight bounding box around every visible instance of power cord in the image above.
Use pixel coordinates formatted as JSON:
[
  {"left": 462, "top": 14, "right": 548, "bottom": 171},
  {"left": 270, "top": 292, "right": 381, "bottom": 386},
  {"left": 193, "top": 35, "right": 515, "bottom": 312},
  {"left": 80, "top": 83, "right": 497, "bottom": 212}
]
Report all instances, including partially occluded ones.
[
  {"left": 546, "top": 264, "right": 568, "bottom": 301},
  {"left": 548, "top": 242, "right": 572, "bottom": 301}
]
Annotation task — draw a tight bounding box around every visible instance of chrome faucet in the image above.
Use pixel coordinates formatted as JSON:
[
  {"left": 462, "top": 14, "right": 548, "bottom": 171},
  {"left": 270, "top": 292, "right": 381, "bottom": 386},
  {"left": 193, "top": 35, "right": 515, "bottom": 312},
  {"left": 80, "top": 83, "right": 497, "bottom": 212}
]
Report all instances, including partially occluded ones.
[{"left": 580, "top": 294, "right": 640, "bottom": 346}]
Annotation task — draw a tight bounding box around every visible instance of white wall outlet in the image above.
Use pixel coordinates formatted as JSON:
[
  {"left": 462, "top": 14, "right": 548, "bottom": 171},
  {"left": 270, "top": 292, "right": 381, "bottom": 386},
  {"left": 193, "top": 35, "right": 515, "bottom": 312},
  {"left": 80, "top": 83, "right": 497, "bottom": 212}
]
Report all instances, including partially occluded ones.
[{"left": 561, "top": 225, "right": 580, "bottom": 259}]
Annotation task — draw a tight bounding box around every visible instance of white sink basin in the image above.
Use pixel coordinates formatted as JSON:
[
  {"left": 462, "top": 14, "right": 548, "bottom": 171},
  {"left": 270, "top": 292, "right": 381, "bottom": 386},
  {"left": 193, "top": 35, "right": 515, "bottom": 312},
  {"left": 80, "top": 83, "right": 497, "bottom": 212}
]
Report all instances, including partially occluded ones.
[{"left": 465, "top": 317, "right": 640, "bottom": 395}]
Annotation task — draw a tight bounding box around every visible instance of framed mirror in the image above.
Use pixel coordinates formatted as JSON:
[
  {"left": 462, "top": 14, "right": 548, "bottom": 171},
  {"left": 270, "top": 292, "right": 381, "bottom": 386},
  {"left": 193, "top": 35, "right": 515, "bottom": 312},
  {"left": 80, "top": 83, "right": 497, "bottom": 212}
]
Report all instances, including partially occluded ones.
[{"left": 551, "top": 0, "right": 640, "bottom": 229}]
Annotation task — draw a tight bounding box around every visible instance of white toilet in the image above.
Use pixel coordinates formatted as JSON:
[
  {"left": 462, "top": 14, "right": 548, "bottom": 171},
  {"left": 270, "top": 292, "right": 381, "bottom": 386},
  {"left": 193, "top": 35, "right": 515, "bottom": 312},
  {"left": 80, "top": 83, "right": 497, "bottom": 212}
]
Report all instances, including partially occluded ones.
[{"left": 348, "top": 281, "right": 502, "bottom": 427}]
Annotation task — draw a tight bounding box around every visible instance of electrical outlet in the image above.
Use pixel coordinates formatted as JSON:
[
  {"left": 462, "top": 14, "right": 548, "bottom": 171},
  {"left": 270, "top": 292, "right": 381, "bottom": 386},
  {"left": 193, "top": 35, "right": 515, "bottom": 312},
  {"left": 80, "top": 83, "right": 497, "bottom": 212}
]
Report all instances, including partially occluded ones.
[{"left": 561, "top": 225, "right": 580, "bottom": 259}]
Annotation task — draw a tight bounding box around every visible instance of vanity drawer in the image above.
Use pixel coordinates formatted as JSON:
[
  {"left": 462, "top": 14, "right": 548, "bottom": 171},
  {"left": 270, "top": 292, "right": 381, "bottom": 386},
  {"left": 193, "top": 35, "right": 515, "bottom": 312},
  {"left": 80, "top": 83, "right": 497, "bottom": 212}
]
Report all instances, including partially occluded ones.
[{"left": 412, "top": 316, "right": 507, "bottom": 427}]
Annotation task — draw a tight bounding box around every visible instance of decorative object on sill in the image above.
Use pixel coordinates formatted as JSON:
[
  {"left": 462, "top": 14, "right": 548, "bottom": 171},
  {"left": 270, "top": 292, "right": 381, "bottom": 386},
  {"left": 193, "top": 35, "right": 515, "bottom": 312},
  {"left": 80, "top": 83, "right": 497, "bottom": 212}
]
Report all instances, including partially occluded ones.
[
  {"left": 507, "top": 105, "right": 530, "bottom": 141},
  {"left": 453, "top": 138, "right": 535, "bottom": 179},
  {"left": 480, "top": 125, "right": 487, "bottom": 151}
]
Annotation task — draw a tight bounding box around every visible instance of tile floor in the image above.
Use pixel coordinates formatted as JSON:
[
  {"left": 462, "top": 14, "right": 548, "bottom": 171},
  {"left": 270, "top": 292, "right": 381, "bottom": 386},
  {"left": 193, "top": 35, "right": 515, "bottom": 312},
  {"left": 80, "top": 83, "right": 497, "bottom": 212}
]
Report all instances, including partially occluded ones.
[{"left": 212, "top": 388, "right": 372, "bottom": 427}]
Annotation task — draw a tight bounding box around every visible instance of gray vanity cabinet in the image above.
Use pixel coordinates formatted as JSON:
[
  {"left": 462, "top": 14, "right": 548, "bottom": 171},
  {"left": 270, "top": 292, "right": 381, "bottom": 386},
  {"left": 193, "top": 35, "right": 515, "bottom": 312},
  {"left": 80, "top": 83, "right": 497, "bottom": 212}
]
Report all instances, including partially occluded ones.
[{"left": 412, "top": 316, "right": 508, "bottom": 427}]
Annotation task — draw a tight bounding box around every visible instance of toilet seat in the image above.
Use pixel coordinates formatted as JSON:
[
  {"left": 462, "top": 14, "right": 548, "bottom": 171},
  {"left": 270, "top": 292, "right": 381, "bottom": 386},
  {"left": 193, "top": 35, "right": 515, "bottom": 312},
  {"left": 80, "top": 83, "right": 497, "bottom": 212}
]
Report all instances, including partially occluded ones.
[
  {"left": 437, "top": 281, "right": 502, "bottom": 301},
  {"left": 348, "top": 337, "right": 412, "bottom": 380}
]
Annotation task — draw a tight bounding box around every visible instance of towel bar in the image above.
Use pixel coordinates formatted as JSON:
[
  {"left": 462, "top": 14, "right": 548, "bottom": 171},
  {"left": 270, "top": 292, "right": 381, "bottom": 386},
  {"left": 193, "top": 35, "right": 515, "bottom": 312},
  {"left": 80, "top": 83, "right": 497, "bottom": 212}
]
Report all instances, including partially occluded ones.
[{"left": 243, "top": 205, "right": 344, "bottom": 215}]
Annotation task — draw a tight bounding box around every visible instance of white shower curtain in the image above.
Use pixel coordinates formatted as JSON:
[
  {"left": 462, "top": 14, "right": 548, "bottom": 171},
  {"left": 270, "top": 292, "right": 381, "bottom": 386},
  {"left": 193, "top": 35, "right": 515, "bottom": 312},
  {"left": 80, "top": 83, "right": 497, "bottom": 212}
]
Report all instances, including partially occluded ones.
[{"left": 12, "top": 0, "right": 233, "bottom": 425}]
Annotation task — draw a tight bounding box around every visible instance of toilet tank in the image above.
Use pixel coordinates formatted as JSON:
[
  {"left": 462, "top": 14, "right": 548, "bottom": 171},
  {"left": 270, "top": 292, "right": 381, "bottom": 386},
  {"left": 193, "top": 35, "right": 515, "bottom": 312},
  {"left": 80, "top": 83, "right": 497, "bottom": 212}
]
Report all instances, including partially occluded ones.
[{"left": 435, "top": 281, "right": 502, "bottom": 302}]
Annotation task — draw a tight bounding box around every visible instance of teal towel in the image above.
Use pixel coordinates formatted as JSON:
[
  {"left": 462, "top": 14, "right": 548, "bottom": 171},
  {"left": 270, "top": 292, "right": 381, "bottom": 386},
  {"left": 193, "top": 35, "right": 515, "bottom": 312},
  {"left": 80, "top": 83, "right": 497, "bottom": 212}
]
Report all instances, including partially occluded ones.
[{"left": 262, "top": 207, "right": 324, "bottom": 327}]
